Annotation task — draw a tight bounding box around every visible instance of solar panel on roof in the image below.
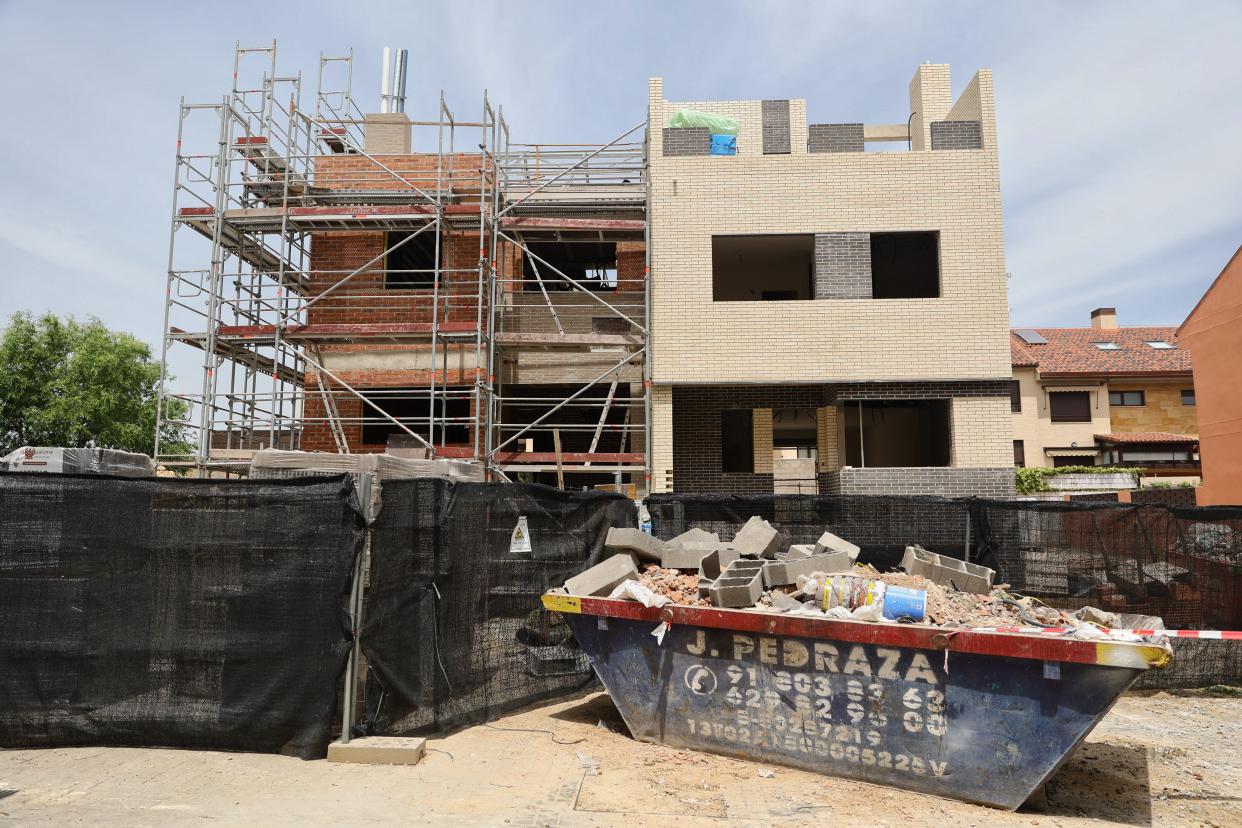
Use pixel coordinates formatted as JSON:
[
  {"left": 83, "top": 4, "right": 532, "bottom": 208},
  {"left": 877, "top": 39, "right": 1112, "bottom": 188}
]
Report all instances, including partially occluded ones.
[{"left": 1014, "top": 329, "right": 1047, "bottom": 345}]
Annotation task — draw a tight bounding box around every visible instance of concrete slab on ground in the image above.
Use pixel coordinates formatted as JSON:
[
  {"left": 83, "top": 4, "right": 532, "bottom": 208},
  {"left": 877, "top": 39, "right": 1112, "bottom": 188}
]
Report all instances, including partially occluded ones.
[{"left": 327, "top": 736, "right": 426, "bottom": 765}]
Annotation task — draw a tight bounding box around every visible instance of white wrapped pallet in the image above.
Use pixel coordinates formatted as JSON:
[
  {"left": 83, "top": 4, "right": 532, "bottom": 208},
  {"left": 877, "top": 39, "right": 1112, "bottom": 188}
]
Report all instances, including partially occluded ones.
[
  {"left": 1, "top": 447, "right": 155, "bottom": 478},
  {"left": 248, "top": 449, "right": 484, "bottom": 521}
]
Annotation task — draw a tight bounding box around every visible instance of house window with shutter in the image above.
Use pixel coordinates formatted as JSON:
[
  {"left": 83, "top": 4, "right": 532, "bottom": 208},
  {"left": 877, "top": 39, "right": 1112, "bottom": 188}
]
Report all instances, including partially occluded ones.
[{"left": 1049, "top": 391, "right": 1092, "bottom": 423}]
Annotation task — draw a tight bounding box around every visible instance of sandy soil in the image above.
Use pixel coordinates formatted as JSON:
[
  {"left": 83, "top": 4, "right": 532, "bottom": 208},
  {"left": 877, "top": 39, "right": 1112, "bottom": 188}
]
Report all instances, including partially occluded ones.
[{"left": 0, "top": 691, "right": 1237, "bottom": 827}]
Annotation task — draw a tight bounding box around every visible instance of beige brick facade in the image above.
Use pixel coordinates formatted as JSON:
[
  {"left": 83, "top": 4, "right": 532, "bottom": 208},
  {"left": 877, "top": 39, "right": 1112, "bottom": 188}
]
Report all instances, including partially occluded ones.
[
  {"left": 647, "top": 65, "right": 1014, "bottom": 493},
  {"left": 752, "top": 409, "right": 773, "bottom": 473},
  {"left": 951, "top": 397, "right": 1015, "bottom": 466},
  {"left": 647, "top": 69, "right": 1008, "bottom": 384}
]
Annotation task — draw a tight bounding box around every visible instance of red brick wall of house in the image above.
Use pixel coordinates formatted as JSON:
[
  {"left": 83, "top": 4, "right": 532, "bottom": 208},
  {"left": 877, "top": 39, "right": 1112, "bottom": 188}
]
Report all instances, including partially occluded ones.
[{"left": 299, "top": 151, "right": 644, "bottom": 455}]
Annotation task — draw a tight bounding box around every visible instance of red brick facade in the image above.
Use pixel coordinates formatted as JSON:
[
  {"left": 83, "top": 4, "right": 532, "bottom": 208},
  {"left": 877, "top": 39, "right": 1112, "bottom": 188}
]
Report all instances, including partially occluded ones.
[{"left": 301, "top": 151, "right": 644, "bottom": 455}]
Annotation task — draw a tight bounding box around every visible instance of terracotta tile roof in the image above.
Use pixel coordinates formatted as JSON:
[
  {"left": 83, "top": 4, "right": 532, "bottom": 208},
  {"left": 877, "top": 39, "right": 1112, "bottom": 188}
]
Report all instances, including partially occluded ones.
[
  {"left": 1010, "top": 326, "right": 1190, "bottom": 377},
  {"left": 1094, "top": 432, "right": 1198, "bottom": 445}
]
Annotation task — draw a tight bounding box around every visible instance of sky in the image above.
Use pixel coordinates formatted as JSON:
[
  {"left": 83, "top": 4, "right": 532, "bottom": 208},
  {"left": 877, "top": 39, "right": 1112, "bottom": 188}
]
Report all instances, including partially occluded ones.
[{"left": 1, "top": 0, "right": 1240, "bottom": 384}]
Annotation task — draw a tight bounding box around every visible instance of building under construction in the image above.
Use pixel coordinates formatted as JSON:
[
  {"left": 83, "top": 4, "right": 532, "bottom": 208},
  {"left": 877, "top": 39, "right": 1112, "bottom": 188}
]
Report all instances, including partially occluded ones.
[
  {"left": 158, "top": 44, "right": 1015, "bottom": 497},
  {"left": 158, "top": 43, "right": 649, "bottom": 489}
]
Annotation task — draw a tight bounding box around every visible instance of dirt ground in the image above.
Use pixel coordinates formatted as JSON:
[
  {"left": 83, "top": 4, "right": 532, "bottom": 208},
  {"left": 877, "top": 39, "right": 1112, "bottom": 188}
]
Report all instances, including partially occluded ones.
[{"left": 0, "top": 691, "right": 1238, "bottom": 827}]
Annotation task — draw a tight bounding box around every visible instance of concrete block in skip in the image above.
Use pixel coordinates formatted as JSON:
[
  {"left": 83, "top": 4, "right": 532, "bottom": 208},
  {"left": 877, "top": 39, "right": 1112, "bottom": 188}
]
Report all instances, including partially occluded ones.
[
  {"left": 699, "top": 547, "right": 743, "bottom": 581},
  {"left": 565, "top": 553, "right": 638, "bottom": 596},
  {"left": 901, "top": 545, "right": 937, "bottom": 579},
  {"left": 709, "top": 559, "right": 765, "bottom": 608},
  {"left": 785, "top": 544, "right": 815, "bottom": 559},
  {"left": 814, "top": 531, "right": 860, "bottom": 562},
  {"left": 731, "top": 516, "right": 788, "bottom": 559},
  {"left": 763, "top": 552, "right": 853, "bottom": 588},
  {"left": 668, "top": 527, "right": 720, "bottom": 546},
  {"left": 605, "top": 527, "right": 666, "bottom": 562},
  {"left": 901, "top": 545, "right": 994, "bottom": 594},
  {"left": 661, "top": 542, "right": 717, "bottom": 570},
  {"left": 936, "top": 556, "right": 994, "bottom": 594}
]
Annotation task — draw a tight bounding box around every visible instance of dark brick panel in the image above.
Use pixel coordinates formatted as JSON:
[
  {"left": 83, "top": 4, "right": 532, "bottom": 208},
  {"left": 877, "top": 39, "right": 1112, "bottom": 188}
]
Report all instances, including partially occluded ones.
[
  {"left": 814, "top": 233, "right": 871, "bottom": 299},
  {"left": 1131, "top": 488, "right": 1198, "bottom": 507},
  {"left": 761, "top": 100, "right": 791, "bottom": 155},
  {"left": 930, "top": 120, "right": 983, "bottom": 150},
  {"left": 808, "top": 123, "right": 863, "bottom": 153},
  {"left": 826, "top": 380, "right": 1012, "bottom": 402},
  {"left": 662, "top": 127, "right": 710, "bottom": 157},
  {"left": 820, "top": 467, "right": 1016, "bottom": 498}
]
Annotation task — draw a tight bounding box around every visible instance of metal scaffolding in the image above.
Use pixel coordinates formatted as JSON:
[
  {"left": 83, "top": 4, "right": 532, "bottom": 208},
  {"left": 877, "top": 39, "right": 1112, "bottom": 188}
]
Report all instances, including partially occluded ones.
[{"left": 156, "top": 42, "right": 649, "bottom": 489}]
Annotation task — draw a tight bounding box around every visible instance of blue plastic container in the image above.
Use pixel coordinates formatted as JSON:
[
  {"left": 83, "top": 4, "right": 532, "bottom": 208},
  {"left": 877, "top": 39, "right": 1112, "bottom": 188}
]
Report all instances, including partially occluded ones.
[{"left": 882, "top": 585, "right": 927, "bottom": 621}]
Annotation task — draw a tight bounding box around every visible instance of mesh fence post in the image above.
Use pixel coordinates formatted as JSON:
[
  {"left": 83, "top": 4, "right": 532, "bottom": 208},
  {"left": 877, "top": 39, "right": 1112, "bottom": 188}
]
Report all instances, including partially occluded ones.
[
  {"left": 964, "top": 500, "right": 973, "bottom": 564},
  {"left": 340, "top": 472, "right": 372, "bottom": 743}
]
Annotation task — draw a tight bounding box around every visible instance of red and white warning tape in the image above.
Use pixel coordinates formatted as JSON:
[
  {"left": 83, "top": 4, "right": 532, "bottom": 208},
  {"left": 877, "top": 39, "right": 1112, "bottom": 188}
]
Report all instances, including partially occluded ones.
[{"left": 983, "top": 627, "right": 1242, "bottom": 640}]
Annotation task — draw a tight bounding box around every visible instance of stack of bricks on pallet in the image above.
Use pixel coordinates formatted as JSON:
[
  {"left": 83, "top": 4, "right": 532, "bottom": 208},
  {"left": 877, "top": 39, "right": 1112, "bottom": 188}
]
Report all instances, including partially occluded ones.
[
  {"left": 762, "top": 550, "right": 854, "bottom": 588},
  {"left": 901, "top": 545, "right": 994, "bottom": 594},
  {"left": 731, "top": 515, "right": 788, "bottom": 558},
  {"left": 604, "top": 527, "right": 665, "bottom": 562},
  {"left": 564, "top": 553, "right": 638, "bottom": 597},
  {"left": 710, "top": 559, "right": 765, "bottom": 607}
]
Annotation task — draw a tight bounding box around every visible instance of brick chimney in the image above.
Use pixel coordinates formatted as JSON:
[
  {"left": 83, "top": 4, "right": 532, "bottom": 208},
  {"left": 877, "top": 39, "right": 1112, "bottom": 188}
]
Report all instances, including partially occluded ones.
[
  {"left": 364, "top": 113, "right": 411, "bottom": 154},
  {"left": 1090, "top": 307, "right": 1118, "bottom": 329}
]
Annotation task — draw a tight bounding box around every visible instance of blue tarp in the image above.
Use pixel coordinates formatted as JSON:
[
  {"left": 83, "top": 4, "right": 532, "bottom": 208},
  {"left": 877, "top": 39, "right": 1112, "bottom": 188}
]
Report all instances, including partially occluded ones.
[{"left": 709, "top": 134, "right": 736, "bottom": 156}]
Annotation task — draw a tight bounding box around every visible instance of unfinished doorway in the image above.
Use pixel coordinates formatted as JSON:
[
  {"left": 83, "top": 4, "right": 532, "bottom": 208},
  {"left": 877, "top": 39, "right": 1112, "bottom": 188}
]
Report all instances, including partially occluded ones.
[
  {"left": 843, "top": 399, "right": 950, "bottom": 467},
  {"left": 772, "top": 407, "right": 818, "bottom": 493}
]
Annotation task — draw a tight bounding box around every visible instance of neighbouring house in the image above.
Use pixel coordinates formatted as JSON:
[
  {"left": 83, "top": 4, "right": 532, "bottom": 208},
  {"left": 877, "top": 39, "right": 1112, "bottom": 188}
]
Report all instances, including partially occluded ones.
[
  {"left": 1179, "top": 245, "right": 1242, "bottom": 506},
  {"left": 1010, "top": 307, "right": 1199, "bottom": 480},
  {"left": 648, "top": 64, "right": 1015, "bottom": 496}
]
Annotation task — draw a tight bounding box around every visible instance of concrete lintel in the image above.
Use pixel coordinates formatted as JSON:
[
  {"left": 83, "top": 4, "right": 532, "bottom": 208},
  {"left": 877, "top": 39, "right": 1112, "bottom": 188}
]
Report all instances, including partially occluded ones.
[
  {"left": 863, "top": 124, "right": 911, "bottom": 142},
  {"left": 327, "top": 736, "right": 426, "bottom": 765}
]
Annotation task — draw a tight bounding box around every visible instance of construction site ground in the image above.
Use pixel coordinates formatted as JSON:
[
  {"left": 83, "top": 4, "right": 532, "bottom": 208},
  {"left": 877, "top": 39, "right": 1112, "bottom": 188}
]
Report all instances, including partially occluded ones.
[{"left": 1, "top": 690, "right": 1237, "bottom": 827}]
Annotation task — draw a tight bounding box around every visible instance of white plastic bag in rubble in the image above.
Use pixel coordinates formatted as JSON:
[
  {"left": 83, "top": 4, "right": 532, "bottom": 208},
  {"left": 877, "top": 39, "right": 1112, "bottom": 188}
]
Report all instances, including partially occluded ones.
[
  {"left": 1071, "top": 624, "right": 1107, "bottom": 640},
  {"left": 607, "top": 579, "right": 671, "bottom": 608},
  {"left": 850, "top": 602, "right": 885, "bottom": 622}
]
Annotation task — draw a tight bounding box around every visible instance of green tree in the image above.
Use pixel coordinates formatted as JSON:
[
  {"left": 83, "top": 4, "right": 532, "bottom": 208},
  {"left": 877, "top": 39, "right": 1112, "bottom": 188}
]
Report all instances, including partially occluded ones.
[{"left": 0, "top": 312, "right": 192, "bottom": 457}]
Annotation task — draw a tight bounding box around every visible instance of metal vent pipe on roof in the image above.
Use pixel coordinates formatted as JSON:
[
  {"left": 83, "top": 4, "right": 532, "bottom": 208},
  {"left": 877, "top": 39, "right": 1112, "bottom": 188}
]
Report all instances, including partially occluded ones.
[{"left": 379, "top": 47, "right": 409, "bottom": 113}]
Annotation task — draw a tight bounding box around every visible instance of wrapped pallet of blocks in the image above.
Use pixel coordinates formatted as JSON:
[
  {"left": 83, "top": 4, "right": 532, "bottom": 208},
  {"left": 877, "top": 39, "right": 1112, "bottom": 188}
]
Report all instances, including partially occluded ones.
[
  {"left": 1, "top": 446, "right": 154, "bottom": 478},
  {"left": 249, "top": 449, "right": 484, "bottom": 521}
]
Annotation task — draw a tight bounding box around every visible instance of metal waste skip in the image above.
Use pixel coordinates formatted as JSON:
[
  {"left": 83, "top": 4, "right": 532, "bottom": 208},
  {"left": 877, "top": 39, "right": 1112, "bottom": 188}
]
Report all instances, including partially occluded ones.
[{"left": 544, "top": 593, "right": 1172, "bottom": 810}]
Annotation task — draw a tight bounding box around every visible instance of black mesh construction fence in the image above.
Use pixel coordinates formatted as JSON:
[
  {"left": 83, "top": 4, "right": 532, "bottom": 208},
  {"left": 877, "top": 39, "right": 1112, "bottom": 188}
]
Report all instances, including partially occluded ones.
[
  {"left": 0, "top": 472, "right": 364, "bottom": 758},
  {"left": 648, "top": 493, "right": 1242, "bottom": 689},
  {"left": 361, "top": 480, "right": 637, "bottom": 737},
  {"left": 970, "top": 499, "right": 1242, "bottom": 689},
  {"left": 646, "top": 493, "right": 972, "bottom": 572}
]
